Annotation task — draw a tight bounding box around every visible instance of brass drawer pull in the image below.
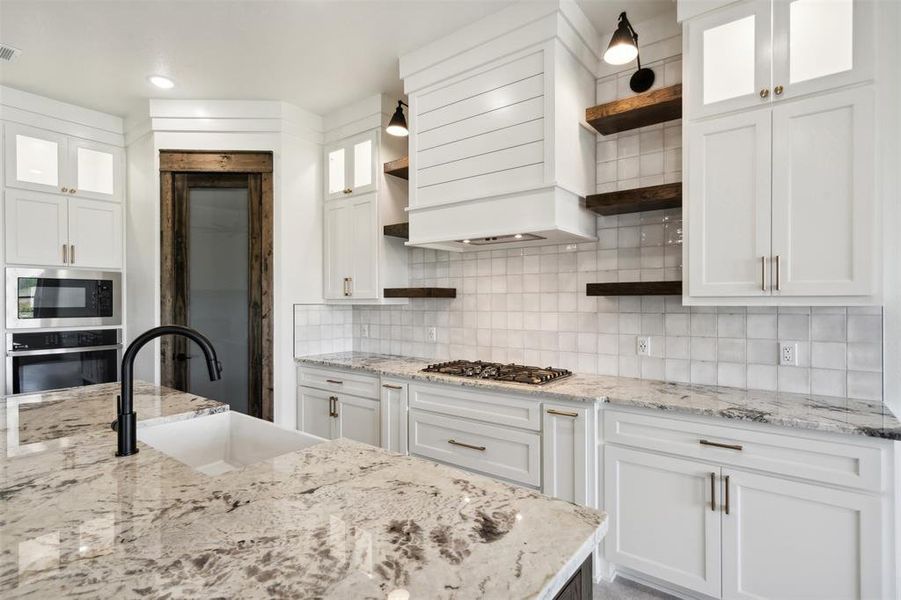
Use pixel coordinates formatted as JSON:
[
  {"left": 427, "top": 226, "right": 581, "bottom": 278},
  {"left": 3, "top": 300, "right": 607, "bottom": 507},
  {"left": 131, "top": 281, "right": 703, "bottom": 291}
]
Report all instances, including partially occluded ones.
[
  {"left": 448, "top": 439, "right": 486, "bottom": 452},
  {"left": 328, "top": 396, "right": 339, "bottom": 417},
  {"left": 710, "top": 472, "right": 716, "bottom": 512},
  {"left": 382, "top": 384, "right": 403, "bottom": 390},
  {"left": 547, "top": 408, "right": 578, "bottom": 418},
  {"left": 700, "top": 439, "right": 743, "bottom": 451},
  {"left": 326, "top": 379, "right": 343, "bottom": 385},
  {"left": 775, "top": 255, "right": 782, "bottom": 291},
  {"left": 724, "top": 475, "right": 731, "bottom": 515}
]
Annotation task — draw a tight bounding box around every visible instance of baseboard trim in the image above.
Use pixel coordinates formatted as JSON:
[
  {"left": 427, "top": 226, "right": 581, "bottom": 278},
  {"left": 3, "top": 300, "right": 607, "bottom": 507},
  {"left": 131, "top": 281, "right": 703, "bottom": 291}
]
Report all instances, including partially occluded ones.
[{"left": 603, "top": 566, "right": 717, "bottom": 600}]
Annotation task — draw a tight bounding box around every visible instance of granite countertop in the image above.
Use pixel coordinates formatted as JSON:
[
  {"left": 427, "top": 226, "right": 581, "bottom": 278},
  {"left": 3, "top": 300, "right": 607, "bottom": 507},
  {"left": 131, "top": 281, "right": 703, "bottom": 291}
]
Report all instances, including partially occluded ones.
[
  {"left": 297, "top": 352, "right": 901, "bottom": 440},
  {"left": 1, "top": 383, "right": 606, "bottom": 599}
]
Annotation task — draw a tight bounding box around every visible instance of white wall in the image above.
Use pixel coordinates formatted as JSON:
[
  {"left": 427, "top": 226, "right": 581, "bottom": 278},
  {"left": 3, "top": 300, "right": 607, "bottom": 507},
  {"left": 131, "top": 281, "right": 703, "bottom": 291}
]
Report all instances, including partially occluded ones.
[{"left": 125, "top": 100, "right": 323, "bottom": 427}]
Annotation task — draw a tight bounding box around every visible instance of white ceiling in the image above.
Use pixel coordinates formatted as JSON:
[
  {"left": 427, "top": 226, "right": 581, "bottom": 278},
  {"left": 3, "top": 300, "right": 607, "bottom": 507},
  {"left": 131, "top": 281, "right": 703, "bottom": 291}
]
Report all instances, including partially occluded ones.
[{"left": 0, "top": 0, "right": 673, "bottom": 123}]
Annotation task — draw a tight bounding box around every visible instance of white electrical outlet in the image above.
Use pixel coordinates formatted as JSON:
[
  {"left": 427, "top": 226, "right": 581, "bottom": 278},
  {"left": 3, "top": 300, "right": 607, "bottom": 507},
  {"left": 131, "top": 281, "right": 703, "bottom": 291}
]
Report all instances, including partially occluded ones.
[
  {"left": 637, "top": 336, "right": 651, "bottom": 356},
  {"left": 427, "top": 327, "right": 438, "bottom": 342},
  {"left": 360, "top": 324, "right": 369, "bottom": 338},
  {"left": 780, "top": 342, "right": 799, "bottom": 366}
]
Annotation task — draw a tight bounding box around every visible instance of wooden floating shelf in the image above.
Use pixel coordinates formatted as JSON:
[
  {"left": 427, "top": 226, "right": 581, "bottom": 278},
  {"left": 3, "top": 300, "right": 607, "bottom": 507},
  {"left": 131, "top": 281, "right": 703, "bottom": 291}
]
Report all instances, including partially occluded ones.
[
  {"left": 586, "top": 182, "right": 682, "bottom": 216},
  {"left": 586, "top": 84, "right": 682, "bottom": 135},
  {"left": 383, "top": 222, "right": 409, "bottom": 239},
  {"left": 383, "top": 156, "right": 409, "bottom": 180},
  {"left": 384, "top": 288, "right": 457, "bottom": 299},
  {"left": 586, "top": 281, "right": 682, "bottom": 296}
]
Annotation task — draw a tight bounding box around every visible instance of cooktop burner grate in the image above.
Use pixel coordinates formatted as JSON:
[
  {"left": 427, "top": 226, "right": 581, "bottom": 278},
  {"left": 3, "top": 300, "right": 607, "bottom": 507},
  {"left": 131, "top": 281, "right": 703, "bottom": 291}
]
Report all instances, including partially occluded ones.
[{"left": 421, "top": 360, "right": 572, "bottom": 385}]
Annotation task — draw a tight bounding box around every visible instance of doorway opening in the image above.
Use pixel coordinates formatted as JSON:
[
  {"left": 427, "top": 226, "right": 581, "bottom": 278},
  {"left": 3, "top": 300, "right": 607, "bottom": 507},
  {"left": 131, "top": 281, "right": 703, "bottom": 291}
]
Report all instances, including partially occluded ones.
[{"left": 159, "top": 151, "right": 273, "bottom": 420}]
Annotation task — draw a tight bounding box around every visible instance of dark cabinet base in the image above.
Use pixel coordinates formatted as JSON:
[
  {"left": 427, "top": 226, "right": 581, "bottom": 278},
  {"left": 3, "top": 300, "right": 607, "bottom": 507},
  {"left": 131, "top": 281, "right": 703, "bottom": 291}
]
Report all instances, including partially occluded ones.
[{"left": 554, "top": 554, "right": 593, "bottom": 600}]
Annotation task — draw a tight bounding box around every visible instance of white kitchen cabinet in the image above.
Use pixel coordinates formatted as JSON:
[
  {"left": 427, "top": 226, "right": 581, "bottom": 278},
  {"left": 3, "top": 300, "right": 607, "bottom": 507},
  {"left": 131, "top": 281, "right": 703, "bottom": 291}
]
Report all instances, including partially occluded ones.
[
  {"left": 4, "top": 122, "right": 123, "bottom": 201},
  {"left": 296, "top": 384, "right": 380, "bottom": 447},
  {"left": 325, "top": 130, "right": 376, "bottom": 201},
  {"left": 335, "top": 394, "right": 380, "bottom": 447},
  {"left": 770, "top": 86, "right": 875, "bottom": 296},
  {"left": 297, "top": 386, "right": 335, "bottom": 440},
  {"left": 4, "top": 189, "right": 68, "bottom": 266},
  {"left": 605, "top": 446, "right": 722, "bottom": 597},
  {"left": 685, "top": 0, "right": 874, "bottom": 119},
  {"left": 542, "top": 403, "right": 591, "bottom": 505},
  {"left": 380, "top": 379, "right": 408, "bottom": 454},
  {"left": 686, "top": 110, "right": 772, "bottom": 297},
  {"left": 721, "top": 468, "right": 883, "bottom": 600},
  {"left": 67, "top": 197, "right": 123, "bottom": 269},
  {"left": 323, "top": 193, "right": 378, "bottom": 300},
  {"left": 4, "top": 189, "right": 122, "bottom": 269},
  {"left": 686, "top": 0, "right": 771, "bottom": 119}
]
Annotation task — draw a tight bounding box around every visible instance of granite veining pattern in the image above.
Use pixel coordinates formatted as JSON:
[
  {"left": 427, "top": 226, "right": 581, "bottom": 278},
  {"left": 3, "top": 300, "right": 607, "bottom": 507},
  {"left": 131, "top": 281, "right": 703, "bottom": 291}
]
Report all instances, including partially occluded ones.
[
  {"left": 1, "top": 383, "right": 606, "bottom": 599},
  {"left": 297, "top": 352, "right": 901, "bottom": 440}
]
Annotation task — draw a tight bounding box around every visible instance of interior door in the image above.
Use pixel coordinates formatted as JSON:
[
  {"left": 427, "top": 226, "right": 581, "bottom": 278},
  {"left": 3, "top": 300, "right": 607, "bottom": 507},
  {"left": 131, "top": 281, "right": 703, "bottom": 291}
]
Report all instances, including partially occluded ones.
[
  {"left": 4, "top": 123, "right": 68, "bottom": 195},
  {"left": 686, "top": 110, "right": 772, "bottom": 298},
  {"left": 4, "top": 189, "right": 68, "bottom": 266},
  {"left": 348, "top": 193, "right": 378, "bottom": 299},
  {"left": 68, "top": 137, "right": 123, "bottom": 202},
  {"left": 686, "top": 0, "right": 772, "bottom": 119},
  {"left": 67, "top": 197, "right": 123, "bottom": 269},
  {"left": 721, "top": 468, "right": 883, "bottom": 600},
  {"left": 297, "top": 386, "right": 336, "bottom": 440},
  {"left": 605, "top": 446, "right": 722, "bottom": 597},
  {"left": 771, "top": 0, "right": 874, "bottom": 101},
  {"left": 770, "top": 86, "right": 875, "bottom": 297},
  {"left": 336, "top": 394, "right": 380, "bottom": 446}
]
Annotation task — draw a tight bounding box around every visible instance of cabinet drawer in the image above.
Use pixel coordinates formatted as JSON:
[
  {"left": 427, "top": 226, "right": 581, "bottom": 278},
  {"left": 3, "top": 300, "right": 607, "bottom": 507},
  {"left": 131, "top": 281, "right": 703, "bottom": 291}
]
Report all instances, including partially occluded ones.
[
  {"left": 409, "top": 409, "right": 540, "bottom": 487},
  {"left": 408, "top": 383, "right": 540, "bottom": 431},
  {"left": 604, "top": 409, "right": 885, "bottom": 492},
  {"left": 297, "top": 365, "right": 379, "bottom": 399}
]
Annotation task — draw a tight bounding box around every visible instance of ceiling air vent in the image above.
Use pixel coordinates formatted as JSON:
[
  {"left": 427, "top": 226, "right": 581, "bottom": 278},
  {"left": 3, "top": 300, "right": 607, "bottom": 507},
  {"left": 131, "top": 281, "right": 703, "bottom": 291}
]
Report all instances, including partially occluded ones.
[{"left": 0, "top": 44, "right": 22, "bottom": 62}]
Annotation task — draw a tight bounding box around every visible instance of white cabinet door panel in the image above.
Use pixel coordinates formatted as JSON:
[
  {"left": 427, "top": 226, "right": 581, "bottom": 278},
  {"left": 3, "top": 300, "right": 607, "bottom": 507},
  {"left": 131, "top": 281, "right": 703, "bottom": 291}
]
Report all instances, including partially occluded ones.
[
  {"left": 771, "top": 87, "right": 875, "bottom": 296},
  {"left": 349, "top": 193, "right": 378, "bottom": 299},
  {"left": 297, "top": 386, "right": 336, "bottom": 440},
  {"left": 605, "top": 446, "right": 722, "bottom": 597},
  {"left": 4, "top": 190, "right": 68, "bottom": 266},
  {"left": 323, "top": 199, "right": 350, "bottom": 299},
  {"left": 4, "top": 123, "right": 68, "bottom": 195},
  {"left": 380, "top": 380, "right": 408, "bottom": 454},
  {"left": 68, "top": 138, "right": 123, "bottom": 202},
  {"left": 687, "top": 110, "right": 772, "bottom": 297},
  {"left": 722, "top": 468, "right": 883, "bottom": 600},
  {"left": 542, "top": 404, "right": 590, "bottom": 505},
  {"left": 67, "top": 197, "right": 122, "bottom": 269},
  {"left": 772, "top": 0, "right": 874, "bottom": 101},
  {"left": 336, "top": 394, "right": 380, "bottom": 447},
  {"left": 686, "top": 0, "right": 772, "bottom": 119}
]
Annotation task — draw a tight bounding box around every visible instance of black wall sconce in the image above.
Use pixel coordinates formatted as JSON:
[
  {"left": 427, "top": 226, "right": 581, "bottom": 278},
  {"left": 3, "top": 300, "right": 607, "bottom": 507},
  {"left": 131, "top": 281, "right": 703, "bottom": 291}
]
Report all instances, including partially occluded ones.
[
  {"left": 604, "top": 11, "right": 655, "bottom": 93},
  {"left": 386, "top": 100, "right": 409, "bottom": 137}
]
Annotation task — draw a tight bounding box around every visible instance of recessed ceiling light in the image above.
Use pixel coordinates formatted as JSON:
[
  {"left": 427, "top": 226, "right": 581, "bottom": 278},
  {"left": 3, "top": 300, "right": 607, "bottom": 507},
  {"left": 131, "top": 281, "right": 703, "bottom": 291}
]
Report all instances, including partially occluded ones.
[
  {"left": 148, "top": 75, "right": 175, "bottom": 89},
  {"left": 514, "top": 233, "right": 523, "bottom": 239},
  {"left": 462, "top": 239, "right": 471, "bottom": 244}
]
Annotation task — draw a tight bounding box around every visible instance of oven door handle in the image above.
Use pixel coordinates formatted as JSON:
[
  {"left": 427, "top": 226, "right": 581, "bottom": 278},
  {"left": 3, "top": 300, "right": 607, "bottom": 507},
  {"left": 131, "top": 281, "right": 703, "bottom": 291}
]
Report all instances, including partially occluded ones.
[{"left": 8, "top": 345, "right": 123, "bottom": 357}]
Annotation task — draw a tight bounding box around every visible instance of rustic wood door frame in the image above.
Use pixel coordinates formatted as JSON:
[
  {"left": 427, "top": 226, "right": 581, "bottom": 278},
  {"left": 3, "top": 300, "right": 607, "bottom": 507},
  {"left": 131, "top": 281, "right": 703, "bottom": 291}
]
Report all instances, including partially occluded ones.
[{"left": 159, "top": 151, "right": 274, "bottom": 421}]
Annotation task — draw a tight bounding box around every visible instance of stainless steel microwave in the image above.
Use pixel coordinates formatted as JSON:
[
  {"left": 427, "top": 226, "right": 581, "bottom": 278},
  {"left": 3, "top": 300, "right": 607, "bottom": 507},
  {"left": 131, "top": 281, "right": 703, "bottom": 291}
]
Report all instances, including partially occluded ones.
[{"left": 6, "top": 268, "right": 122, "bottom": 329}]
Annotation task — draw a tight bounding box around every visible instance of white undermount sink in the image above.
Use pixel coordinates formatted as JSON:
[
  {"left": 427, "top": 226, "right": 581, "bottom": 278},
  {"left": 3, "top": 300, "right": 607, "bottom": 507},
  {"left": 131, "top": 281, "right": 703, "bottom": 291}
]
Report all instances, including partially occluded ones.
[{"left": 138, "top": 411, "right": 324, "bottom": 476}]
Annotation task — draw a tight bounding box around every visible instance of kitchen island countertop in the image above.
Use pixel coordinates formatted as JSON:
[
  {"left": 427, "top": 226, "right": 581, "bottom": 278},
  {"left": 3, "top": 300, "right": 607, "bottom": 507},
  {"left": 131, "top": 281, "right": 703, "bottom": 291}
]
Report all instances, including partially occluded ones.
[
  {"left": 297, "top": 351, "right": 901, "bottom": 440},
  {"left": 1, "top": 382, "right": 606, "bottom": 599}
]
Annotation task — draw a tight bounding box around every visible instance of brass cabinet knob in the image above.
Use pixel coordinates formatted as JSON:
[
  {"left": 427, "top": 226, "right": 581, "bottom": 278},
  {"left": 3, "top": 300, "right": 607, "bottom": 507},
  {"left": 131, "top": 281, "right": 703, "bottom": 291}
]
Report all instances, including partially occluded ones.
[
  {"left": 759, "top": 88, "right": 770, "bottom": 99},
  {"left": 69, "top": 188, "right": 76, "bottom": 194},
  {"left": 774, "top": 85, "right": 784, "bottom": 96},
  {"left": 343, "top": 187, "right": 352, "bottom": 194},
  {"left": 61, "top": 187, "right": 68, "bottom": 193}
]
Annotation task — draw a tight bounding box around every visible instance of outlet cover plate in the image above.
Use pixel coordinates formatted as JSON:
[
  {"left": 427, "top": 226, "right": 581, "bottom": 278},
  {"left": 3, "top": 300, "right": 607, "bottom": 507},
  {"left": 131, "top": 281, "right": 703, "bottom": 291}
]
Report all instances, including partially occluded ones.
[
  {"left": 637, "top": 336, "right": 651, "bottom": 357},
  {"left": 427, "top": 327, "right": 438, "bottom": 342},
  {"left": 780, "top": 342, "right": 799, "bottom": 366}
]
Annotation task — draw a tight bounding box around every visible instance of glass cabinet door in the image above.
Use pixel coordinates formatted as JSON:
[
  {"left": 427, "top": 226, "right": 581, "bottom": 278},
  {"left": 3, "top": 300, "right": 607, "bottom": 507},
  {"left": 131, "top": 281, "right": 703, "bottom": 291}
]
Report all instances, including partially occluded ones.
[
  {"left": 325, "top": 131, "right": 378, "bottom": 201},
  {"left": 686, "top": 0, "right": 772, "bottom": 119},
  {"left": 68, "top": 138, "right": 122, "bottom": 201},
  {"left": 4, "top": 123, "right": 68, "bottom": 195},
  {"left": 350, "top": 132, "right": 376, "bottom": 196},
  {"left": 772, "top": 0, "right": 874, "bottom": 100},
  {"left": 326, "top": 145, "right": 347, "bottom": 201}
]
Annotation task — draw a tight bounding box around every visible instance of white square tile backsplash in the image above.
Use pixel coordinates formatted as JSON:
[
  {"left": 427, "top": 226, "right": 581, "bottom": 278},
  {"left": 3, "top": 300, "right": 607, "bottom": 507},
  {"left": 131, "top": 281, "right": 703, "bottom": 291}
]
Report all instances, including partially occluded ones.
[{"left": 342, "top": 55, "right": 884, "bottom": 402}]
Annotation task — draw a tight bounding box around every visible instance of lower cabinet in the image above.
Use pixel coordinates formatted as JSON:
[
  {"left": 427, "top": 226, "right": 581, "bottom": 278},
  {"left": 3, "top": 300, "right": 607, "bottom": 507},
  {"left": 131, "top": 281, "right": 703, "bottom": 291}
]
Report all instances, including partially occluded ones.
[
  {"left": 605, "top": 444, "right": 887, "bottom": 599},
  {"left": 379, "top": 379, "right": 408, "bottom": 454},
  {"left": 542, "top": 403, "right": 591, "bottom": 505},
  {"left": 296, "top": 385, "right": 380, "bottom": 446}
]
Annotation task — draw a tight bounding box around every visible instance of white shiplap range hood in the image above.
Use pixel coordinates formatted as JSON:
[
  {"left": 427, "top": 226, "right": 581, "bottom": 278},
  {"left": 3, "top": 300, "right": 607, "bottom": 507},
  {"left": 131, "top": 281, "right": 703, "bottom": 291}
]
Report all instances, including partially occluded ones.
[{"left": 398, "top": 1, "right": 601, "bottom": 251}]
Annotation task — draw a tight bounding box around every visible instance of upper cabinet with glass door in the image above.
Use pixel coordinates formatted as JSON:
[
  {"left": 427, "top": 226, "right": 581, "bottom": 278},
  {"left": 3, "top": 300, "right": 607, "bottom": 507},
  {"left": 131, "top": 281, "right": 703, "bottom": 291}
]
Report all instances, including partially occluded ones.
[
  {"left": 325, "top": 130, "right": 377, "bottom": 201},
  {"left": 4, "top": 123, "right": 124, "bottom": 202},
  {"left": 685, "top": 0, "right": 874, "bottom": 119}
]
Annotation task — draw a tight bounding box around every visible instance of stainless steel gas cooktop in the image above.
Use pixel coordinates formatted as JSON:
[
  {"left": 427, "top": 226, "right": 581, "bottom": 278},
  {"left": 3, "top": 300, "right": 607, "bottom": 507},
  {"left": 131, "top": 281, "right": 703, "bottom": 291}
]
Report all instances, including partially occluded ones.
[{"left": 421, "top": 360, "right": 572, "bottom": 385}]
